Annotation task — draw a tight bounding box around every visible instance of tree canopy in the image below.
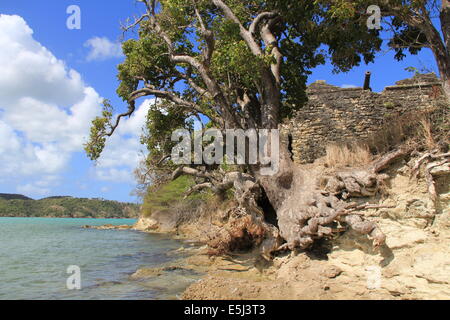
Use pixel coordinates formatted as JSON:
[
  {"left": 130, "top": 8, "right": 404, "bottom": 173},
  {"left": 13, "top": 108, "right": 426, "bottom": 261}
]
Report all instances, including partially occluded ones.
[
  {"left": 318, "top": 0, "right": 450, "bottom": 98},
  {"left": 83, "top": 0, "right": 449, "bottom": 256},
  {"left": 85, "top": 0, "right": 383, "bottom": 162}
]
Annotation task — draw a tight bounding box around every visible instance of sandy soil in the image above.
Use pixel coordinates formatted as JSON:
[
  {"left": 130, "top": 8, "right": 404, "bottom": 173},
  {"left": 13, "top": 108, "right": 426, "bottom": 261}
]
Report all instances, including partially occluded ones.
[{"left": 132, "top": 162, "right": 450, "bottom": 300}]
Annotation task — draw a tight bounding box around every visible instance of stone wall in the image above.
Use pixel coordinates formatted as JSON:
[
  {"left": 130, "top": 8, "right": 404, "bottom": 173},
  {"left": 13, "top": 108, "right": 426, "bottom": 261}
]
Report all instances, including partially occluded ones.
[{"left": 286, "top": 73, "right": 446, "bottom": 164}]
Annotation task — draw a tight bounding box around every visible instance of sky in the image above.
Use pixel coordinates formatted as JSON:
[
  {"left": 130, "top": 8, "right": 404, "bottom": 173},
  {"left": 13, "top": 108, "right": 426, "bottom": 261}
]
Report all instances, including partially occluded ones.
[{"left": 0, "top": 0, "right": 439, "bottom": 202}]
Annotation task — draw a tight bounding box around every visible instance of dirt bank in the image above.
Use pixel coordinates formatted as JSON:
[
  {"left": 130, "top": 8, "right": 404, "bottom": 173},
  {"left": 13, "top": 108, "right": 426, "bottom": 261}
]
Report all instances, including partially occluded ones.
[{"left": 132, "top": 158, "right": 450, "bottom": 300}]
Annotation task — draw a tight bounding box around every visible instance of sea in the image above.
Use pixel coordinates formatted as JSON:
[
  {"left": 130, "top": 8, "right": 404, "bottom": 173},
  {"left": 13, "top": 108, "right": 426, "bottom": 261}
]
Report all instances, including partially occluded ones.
[{"left": 0, "top": 217, "right": 200, "bottom": 300}]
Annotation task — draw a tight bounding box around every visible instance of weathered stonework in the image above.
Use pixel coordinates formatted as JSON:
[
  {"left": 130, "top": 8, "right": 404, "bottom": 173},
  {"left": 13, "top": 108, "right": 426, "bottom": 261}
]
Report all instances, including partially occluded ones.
[{"left": 286, "top": 73, "right": 447, "bottom": 164}]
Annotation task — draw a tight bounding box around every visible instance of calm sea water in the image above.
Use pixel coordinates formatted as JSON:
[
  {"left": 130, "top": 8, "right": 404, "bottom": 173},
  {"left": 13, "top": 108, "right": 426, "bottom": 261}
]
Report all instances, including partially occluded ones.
[{"left": 0, "top": 217, "right": 199, "bottom": 300}]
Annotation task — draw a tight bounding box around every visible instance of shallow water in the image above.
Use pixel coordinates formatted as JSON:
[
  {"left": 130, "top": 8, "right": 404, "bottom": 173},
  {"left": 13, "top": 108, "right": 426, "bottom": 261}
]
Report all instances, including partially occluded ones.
[{"left": 0, "top": 217, "right": 199, "bottom": 300}]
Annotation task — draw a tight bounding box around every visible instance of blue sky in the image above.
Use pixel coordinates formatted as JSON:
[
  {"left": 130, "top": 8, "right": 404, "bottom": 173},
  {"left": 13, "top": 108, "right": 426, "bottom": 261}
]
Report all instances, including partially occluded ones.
[{"left": 0, "top": 1, "right": 439, "bottom": 202}]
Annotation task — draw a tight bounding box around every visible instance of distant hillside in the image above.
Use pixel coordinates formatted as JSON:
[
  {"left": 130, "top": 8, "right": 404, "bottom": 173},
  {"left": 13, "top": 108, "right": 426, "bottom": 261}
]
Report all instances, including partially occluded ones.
[
  {"left": 0, "top": 194, "right": 140, "bottom": 218},
  {"left": 0, "top": 193, "right": 33, "bottom": 201},
  {"left": 40, "top": 196, "right": 73, "bottom": 200}
]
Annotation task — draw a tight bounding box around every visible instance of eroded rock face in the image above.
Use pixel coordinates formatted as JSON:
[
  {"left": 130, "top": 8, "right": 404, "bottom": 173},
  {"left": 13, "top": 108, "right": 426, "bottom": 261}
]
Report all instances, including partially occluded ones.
[
  {"left": 182, "top": 224, "right": 450, "bottom": 300},
  {"left": 320, "top": 163, "right": 450, "bottom": 299},
  {"left": 133, "top": 216, "right": 159, "bottom": 232},
  {"left": 181, "top": 159, "right": 450, "bottom": 300},
  {"left": 326, "top": 226, "right": 450, "bottom": 299}
]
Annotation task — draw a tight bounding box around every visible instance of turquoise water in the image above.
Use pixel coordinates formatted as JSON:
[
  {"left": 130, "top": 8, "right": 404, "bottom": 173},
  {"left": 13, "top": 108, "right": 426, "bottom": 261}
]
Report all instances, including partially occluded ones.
[{"left": 0, "top": 218, "right": 197, "bottom": 300}]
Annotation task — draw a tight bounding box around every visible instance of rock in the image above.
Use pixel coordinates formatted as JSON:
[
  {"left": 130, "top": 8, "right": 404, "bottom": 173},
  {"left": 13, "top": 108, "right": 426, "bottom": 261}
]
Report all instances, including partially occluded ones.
[
  {"left": 130, "top": 267, "right": 163, "bottom": 279},
  {"left": 382, "top": 223, "right": 428, "bottom": 250},
  {"left": 430, "top": 164, "right": 450, "bottom": 177},
  {"left": 82, "top": 224, "right": 132, "bottom": 230},
  {"left": 133, "top": 216, "right": 159, "bottom": 231},
  {"left": 321, "top": 265, "right": 343, "bottom": 279},
  {"left": 130, "top": 265, "right": 194, "bottom": 280}
]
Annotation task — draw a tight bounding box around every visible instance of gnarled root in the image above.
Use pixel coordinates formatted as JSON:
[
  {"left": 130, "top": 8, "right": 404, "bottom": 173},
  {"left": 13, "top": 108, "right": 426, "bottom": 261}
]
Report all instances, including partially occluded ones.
[
  {"left": 410, "top": 150, "right": 450, "bottom": 204},
  {"left": 206, "top": 174, "right": 282, "bottom": 258},
  {"left": 276, "top": 148, "right": 411, "bottom": 253}
]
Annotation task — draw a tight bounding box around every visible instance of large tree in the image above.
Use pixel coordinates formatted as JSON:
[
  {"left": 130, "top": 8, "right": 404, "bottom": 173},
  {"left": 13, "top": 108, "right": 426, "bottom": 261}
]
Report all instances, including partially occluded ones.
[
  {"left": 322, "top": 0, "right": 450, "bottom": 100},
  {"left": 85, "top": 0, "right": 402, "bottom": 257}
]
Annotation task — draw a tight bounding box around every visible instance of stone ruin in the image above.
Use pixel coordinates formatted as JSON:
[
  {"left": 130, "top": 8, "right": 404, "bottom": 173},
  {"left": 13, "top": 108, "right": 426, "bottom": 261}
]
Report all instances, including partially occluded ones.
[{"left": 285, "top": 73, "right": 447, "bottom": 164}]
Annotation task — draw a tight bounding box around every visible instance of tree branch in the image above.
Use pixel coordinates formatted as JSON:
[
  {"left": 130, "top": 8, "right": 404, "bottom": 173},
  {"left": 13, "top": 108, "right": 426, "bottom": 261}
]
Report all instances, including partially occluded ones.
[
  {"left": 260, "top": 17, "right": 283, "bottom": 85},
  {"left": 130, "top": 86, "right": 221, "bottom": 125},
  {"left": 193, "top": 4, "right": 215, "bottom": 65},
  {"left": 104, "top": 102, "right": 136, "bottom": 137},
  {"left": 172, "top": 166, "right": 214, "bottom": 181},
  {"left": 249, "top": 11, "right": 278, "bottom": 35},
  {"left": 212, "top": 0, "right": 263, "bottom": 56}
]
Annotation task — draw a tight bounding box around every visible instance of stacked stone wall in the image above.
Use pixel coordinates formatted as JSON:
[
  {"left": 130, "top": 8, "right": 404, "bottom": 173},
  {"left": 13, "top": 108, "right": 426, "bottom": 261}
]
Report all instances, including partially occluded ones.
[{"left": 286, "top": 73, "right": 446, "bottom": 163}]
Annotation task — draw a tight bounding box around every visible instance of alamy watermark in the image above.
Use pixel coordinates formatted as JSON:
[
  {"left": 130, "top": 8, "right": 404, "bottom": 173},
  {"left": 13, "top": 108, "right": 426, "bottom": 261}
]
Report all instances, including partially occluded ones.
[
  {"left": 66, "top": 265, "right": 81, "bottom": 290},
  {"left": 172, "top": 128, "right": 280, "bottom": 176},
  {"left": 367, "top": 5, "right": 381, "bottom": 30},
  {"left": 66, "top": 5, "right": 81, "bottom": 30},
  {"left": 65, "top": 4, "right": 380, "bottom": 31},
  {"left": 366, "top": 266, "right": 382, "bottom": 290}
]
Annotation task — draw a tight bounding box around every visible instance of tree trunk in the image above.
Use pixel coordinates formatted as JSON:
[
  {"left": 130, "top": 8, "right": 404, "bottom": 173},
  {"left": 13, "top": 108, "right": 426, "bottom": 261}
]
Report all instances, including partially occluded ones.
[
  {"left": 441, "top": 0, "right": 450, "bottom": 52},
  {"left": 442, "top": 75, "right": 450, "bottom": 102},
  {"left": 437, "top": 0, "right": 450, "bottom": 101},
  {"left": 426, "top": 31, "right": 450, "bottom": 102},
  {"left": 253, "top": 140, "right": 412, "bottom": 255}
]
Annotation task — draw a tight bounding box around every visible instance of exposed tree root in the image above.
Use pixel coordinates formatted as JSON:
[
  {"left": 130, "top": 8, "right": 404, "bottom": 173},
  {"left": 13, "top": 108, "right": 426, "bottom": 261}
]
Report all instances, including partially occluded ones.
[
  {"left": 274, "top": 148, "right": 412, "bottom": 254},
  {"left": 410, "top": 150, "right": 450, "bottom": 204},
  {"left": 175, "top": 146, "right": 448, "bottom": 259},
  {"left": 205, "top": 177, "right": 282, "bottom": 259}
]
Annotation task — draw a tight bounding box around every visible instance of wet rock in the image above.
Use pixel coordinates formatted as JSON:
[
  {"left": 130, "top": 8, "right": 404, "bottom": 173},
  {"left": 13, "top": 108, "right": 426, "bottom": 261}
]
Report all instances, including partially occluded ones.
[
  {"left": 83, "top": 224, "right": 132, "bottom": 230},
  {"left": 133, "top": 217, "right": 159, "bottom": 232}
]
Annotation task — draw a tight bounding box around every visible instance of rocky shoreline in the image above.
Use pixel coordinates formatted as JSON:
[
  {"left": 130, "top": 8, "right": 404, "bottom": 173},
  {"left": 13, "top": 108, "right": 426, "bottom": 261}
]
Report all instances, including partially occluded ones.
[
  {"left": 82, "top": 224, "right": 134, "bottom": 230},
  {"left": 89, "top": 222, "right": 450, "bottom": 300},
  {"left": 89, "top": 158, "right": 450, "bottom": 300},
  {"left": 129, "top": 216, "right": 450, "bottom": 300}
]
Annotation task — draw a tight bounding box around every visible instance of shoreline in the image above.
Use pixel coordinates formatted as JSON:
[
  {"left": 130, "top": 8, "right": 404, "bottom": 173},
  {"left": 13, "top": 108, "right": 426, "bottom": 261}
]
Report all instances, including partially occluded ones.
[
  {"left": 128, "top": 175, "right": 450, "bottom": 300},
  {"left": 0, "top": 217, "right": 187, "bottom": 300},
  {"left": 28, "top": 208, "right": 448, "bottom": 300},
  {"left": 43, "top": 172, "right": 450, "bottom": 301}
]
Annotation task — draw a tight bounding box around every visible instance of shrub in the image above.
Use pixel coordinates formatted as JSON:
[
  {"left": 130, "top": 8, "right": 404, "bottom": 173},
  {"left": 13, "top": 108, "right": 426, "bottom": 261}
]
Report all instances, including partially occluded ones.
[
  {"left": 325, "top": 143, "right": 373, "bottom": 168},
  {"left": 142, "top": 176, "right": 212, "bottom": 217}
]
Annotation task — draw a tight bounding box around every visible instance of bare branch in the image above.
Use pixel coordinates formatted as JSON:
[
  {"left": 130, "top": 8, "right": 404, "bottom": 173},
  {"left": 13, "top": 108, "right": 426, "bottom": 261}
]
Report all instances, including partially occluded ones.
[
  {"left": 193, "top": 4, "right": 215, "bottom": 64},
  {"left": 104, "top": 101, "right": 136, "bottom": 137},
  {"left": 260, "top": 17, "right": 283, "bottom": 84},
  {"left": 370, "top": 147, "right": 413, "bottom": 173},
  {"left": 185, "top": 182, "right": 213, "bottom": 198},
  {"left": 175, "top": 69, "right": 212, "bottom": 99},
  {"left": 212, "top": 0, "right": 263, "bottom": 56},
  {"left": 249, "top": 11, "right": 278, "bottom": 35},
  {"left": 172, "top": 166, "right": 213, "bottom": 181},
  {"left": 121, "top": 13, "right": 149, "bottom": 35},
  {"left": 129, "top": 86, "right": 221, "bottom": 125}
]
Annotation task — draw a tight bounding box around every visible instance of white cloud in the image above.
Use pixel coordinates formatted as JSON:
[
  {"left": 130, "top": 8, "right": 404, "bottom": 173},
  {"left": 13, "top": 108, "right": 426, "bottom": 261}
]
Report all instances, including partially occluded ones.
[
  {"left": 15, "top": 175, "right": 60, "bottom": 198},
  {"left": 16, "top": 183, "right": 51, "bottom": 198},
  {"left": 0, "top": 15, "right": 149, "bottom": 196},
  {"left": 84, "top": 37, "right": 123, "bottom": 61},
  {"left": 93, "top": 99, "right": 153, "bottom": 183},
  {"left": 0, "top": 15, "right": 101, "bottom": 181},
  {"left": 0, "top": 16, "right": 85, "bottom": 107}
]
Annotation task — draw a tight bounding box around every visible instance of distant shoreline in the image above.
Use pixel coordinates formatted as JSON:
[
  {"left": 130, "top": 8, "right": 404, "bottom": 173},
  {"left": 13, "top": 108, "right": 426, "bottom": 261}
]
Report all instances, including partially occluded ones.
[{"left": 0, "top": 193, "right": 140, "bottom": 219}]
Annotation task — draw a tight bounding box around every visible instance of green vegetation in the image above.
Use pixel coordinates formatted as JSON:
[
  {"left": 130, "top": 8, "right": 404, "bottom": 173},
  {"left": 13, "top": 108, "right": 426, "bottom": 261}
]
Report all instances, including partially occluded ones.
[
  {"left": 0, "top": 194, "right": 139, "bottom": 218},
  {"left": 85, "top": 0, "right": 386, "bottom": 162},
  {"left": 0, "top": 193, "right": 33, "bottom": 201},
  {"left": 142, "top": 176, "right": 212, "bottom": 218}
]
